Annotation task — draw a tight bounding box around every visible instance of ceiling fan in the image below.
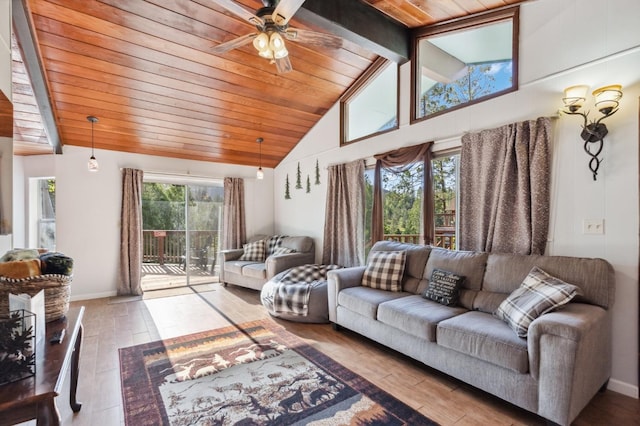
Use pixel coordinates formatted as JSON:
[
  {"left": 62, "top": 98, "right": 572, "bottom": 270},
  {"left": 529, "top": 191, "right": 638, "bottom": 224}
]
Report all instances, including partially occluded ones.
[{"left": 210, "top": 0, "right": 343, "bottom": 73}]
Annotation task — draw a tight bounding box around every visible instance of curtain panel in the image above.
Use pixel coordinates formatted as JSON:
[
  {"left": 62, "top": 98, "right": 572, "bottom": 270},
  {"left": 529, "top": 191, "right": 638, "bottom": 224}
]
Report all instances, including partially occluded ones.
[
  {"left": 222, "top": 177, "right": 246, "bottom": 250},
  {"left": 119, "top": 168, "right": 144, "bottom": 296},
  {"left": 322, "top": 160, "right": 365, "bottom": 267},
  {"left": 372, "top": 142, "right": 434, "bottom": 246},
  {"left": 459, "top": 116, "right": 551, "bottom": 255}
]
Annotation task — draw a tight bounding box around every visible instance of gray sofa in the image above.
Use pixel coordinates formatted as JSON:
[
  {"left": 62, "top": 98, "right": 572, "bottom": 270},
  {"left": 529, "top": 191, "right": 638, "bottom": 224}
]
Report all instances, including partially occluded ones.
[
  {"left": 219, "top": 235, "right": 315, "bottom": 291},
  {"left": 327, "top": 241, "right": 615, "bottom": 426}
]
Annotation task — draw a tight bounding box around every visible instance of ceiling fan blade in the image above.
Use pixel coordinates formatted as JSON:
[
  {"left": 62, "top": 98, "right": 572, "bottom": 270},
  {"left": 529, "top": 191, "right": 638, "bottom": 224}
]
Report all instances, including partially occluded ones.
[
  {"left": 272, "top": 0, "right": 306, "bottom": 26},
  {"left": 211, "top": 32, "right": 257, "bottom": 54},
  {"left": 275, "top": 56, "right": 293, "bottom": 74},
  {"left": 284, "top": 28, "right": 342, "bottom": 49},
  {"left": 210, "top": 0, "right": 264, "bottom": 27}
]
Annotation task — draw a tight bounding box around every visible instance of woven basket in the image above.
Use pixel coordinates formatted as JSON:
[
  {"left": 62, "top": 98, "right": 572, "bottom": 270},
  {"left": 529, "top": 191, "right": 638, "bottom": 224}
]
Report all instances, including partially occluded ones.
[{"left": 0, "top": 274, "right": 73, "bottom": 322}]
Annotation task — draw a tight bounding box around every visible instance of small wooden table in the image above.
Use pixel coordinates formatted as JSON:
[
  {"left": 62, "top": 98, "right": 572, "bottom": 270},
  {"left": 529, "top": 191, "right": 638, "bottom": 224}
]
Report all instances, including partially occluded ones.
[{"left": 0, "top": 306, "right": 85, "bottom": 426}]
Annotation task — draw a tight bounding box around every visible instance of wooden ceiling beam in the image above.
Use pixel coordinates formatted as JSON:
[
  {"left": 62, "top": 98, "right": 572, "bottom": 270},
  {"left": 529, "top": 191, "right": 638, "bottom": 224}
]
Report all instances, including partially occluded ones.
[
  {"left": 298, "top": 0, "right": 410, "bottom": 64},
  {"left": 12, "top": 0, "right": 62, "bottom": 153}
]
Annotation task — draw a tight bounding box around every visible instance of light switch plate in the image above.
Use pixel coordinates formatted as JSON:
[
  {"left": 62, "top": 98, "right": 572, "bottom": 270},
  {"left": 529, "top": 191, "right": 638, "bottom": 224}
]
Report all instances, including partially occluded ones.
[{"left": 583, "top": 219, "right": 604, "bottom": 235}]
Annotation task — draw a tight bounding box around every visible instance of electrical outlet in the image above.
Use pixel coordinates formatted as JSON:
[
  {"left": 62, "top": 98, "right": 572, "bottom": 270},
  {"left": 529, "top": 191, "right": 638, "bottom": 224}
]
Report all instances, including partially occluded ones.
[{"left": 582, "top": 219, "right": 604, "bottom": 235}]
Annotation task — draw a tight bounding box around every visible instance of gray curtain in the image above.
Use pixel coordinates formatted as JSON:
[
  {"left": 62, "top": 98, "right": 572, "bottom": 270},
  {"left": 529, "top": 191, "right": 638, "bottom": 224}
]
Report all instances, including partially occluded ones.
[
  {"left": 372, "top": 142, "right": 434, "bottom": 246},
  {"left": 322, "top": 160, "right": 365, "bottom": 267},
  {"left": 459, "top": 117, "right": 551, "bottom": 255},
  {"left": 222, "top": 177, "right": 246, "bottom": 250},
  {"left": 119, "top": 168, "right": 144, "bottom": 296}
]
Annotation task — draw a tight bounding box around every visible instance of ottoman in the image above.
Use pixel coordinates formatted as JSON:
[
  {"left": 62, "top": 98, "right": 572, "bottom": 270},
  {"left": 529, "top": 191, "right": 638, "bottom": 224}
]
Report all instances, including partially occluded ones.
[{"left": 260, "top": 265, "right": 341, "bottom": 323}]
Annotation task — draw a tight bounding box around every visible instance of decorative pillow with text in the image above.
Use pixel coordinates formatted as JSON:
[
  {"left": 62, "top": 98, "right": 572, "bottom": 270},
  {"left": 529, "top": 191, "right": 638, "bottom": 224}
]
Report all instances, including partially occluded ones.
[{"left": 423, "top": 268, "right": 465, "bottom": 306}]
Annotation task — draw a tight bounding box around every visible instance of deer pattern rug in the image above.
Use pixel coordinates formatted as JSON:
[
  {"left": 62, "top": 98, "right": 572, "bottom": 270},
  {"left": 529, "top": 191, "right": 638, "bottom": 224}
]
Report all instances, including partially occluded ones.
[{"left": 119, "top": 319, "right": 436, "bottom": 425}]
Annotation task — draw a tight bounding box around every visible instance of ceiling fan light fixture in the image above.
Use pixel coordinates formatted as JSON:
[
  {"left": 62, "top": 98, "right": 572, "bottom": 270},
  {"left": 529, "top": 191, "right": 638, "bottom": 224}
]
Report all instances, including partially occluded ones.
[
  {"left": 253, "top": 32, "right": 273, "bottom": 58},
  {"left": 269, "top": 32, "right": 288, "bottom": 58}
]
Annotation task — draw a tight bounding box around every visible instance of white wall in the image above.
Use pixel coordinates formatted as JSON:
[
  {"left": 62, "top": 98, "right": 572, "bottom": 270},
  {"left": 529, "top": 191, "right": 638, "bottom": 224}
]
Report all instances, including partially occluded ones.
[
  {"left": 1, "top": 0, "right": 12, "bottom": 243},
  {"left": 16, "top": 146, "right": 274, "bottom": 300},
  {"left": 0, "top": 0, "right": 11, "bottom": 102},
  {"left": 274, "top": 0, "right": 640, "bottom": 397}
]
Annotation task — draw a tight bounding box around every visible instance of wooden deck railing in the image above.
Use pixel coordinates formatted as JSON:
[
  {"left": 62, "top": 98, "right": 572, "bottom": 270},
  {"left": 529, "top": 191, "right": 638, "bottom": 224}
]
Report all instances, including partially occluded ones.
[
  {"left": 384, "top": 227, "right": 456, "bottom": 250},
  {"left": 143, "top": 230, "right": 219, "bottom": 265}
]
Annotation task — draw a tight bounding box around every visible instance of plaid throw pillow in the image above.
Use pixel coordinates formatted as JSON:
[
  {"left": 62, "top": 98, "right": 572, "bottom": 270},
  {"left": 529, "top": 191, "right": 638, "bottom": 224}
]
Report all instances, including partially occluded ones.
[
  {"left": 494, "top": 266, "right": 580, "bottom": 338},
  {"left": 280, "top": 264, "right": 342, "bottom": 284},
  {"left": 266, "top": 235, "right": 288, "bottom": 256},
  {"left": 239, "top": 239, "right": 266, "bottom": 262},
  {"left": 270, "top": 246, "right": 295, "bottom": 257},
  {"left": 362, "top": 251, "right": 406, "bottom": 292}
]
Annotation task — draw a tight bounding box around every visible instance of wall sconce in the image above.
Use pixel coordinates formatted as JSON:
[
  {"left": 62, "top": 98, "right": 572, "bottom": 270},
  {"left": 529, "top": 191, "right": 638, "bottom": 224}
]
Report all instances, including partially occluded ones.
[
  {"left": 87, "top": 115, "right": 99, "bottom": 172},
  {"left": 562, "top": 84, "right": 622, "bottom": 180},
  {"left": 256, "top": 137, "right": 264, "bottom": 180}
]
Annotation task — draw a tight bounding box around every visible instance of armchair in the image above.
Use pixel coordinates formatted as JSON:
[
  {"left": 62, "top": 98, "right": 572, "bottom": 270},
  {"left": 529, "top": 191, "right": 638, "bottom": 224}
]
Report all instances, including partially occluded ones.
[{"left": 219, "top": 235, "right": 315, "bottom": 291}]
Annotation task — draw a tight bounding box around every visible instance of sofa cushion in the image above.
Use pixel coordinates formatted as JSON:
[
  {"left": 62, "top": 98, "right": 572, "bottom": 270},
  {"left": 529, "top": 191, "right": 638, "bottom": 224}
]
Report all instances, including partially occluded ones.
[
  {"left": 482, "top": 252, "right": 613, "bottom": 310},
  {"left": 240, "top": 239, "right": 266, "bottom": 262},
  {"left": 338, "top": 286, "right": 410, "bottom": 319},
  {"left": 225, "top": 260, "right": 261, "bottom": 275},
  {"left": 423, "top": 248, "right": 488, "bottom": 310},
  {"left": 362, "top": 250, "right": 406, "bottom": 292},
  {"left": 378, "top": 295, "right": 467, "bottom": 342},
  {"left": 437, "top": 311, "right": 529, "bottom": 373},
  {"left": 495, "top": 267, "right": 580, "bottom": 338},
  {"left": 280, "top": 236, "right": 313, "bottom": 253},
  {"left": 242, "top": 263, "right": 267, "bottom": 279},
  {"left": 423, "top": 269, "right": 464, "bottom": 306}
]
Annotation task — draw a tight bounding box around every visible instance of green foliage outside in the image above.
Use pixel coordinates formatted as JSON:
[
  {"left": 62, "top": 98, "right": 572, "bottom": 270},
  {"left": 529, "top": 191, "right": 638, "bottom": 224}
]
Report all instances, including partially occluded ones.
[
  {"left": 419, "top": 62, "right": 508, "bottom": 117},
  {"left": 142, "top": 183, "right": 186, "bottom": 231},
  {"left": 364, "top": 155, "right": 458, "bottom": 252},
  {"left": 142, "top": 183, "right": 223, "bottom": 232},
  {"left": 432, "top": 156, "right": 457, "bottom": 228}
]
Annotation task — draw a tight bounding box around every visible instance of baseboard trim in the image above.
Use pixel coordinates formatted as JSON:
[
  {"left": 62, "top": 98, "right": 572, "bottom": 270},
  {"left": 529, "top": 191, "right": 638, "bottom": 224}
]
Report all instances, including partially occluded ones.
[
  {"left": 608, "top": 379, "right": 639, "bottom": 398},
  {"left": 70, "top": 291, "right": 117, "bottom": 302}
]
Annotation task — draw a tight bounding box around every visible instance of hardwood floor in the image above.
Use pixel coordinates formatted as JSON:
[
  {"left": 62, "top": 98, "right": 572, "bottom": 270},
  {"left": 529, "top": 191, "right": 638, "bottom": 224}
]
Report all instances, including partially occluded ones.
[{"left": 45, "top": 283, "right": 637, "bottom": 425}]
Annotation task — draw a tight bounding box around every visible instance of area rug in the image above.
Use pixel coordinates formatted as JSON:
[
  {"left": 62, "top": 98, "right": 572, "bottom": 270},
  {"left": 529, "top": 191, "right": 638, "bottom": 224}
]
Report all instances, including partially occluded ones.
[{"left": 119, "top": 319, "right": 437, "bottom": 425}]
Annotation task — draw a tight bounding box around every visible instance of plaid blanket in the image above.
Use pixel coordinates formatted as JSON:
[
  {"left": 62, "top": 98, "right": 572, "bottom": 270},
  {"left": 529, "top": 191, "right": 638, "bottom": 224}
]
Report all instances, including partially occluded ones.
[{"left": 272, "top": 264, "right": 341, "bottom": 316}]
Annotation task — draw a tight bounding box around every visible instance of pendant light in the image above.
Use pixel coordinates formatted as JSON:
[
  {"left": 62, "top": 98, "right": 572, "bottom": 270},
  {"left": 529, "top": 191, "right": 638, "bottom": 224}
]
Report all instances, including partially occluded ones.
[
  {"left": 256, "top": 137, "right": 264, "bottom": 180},
  {"left": 87, "top": 115, "right": 99, "bottom": 172}
]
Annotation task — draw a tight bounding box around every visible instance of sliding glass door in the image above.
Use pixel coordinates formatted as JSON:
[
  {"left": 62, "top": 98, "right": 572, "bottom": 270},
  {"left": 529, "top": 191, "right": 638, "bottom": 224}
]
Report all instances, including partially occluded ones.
[{"left": 141, "top": 177, "right": 223, "bottom": 292}]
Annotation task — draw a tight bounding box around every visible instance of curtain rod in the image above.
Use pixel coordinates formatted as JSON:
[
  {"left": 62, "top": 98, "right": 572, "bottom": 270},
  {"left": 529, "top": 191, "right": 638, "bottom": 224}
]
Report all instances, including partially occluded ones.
[
  {"left": 432, "top": 114, "right": 560, "bottom": 147},
  {"left": 119, "top": 168, "right": 224, "bottom": 181},
  {"left": 324, "top": 115, "right": 560, "bottom": 169}
]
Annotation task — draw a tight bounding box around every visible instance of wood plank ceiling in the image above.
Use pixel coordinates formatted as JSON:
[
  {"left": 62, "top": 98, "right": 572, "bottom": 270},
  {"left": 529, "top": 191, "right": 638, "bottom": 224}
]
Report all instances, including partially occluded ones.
[{"left": 12, "top": 0, "right": 528, "bottom": 168}]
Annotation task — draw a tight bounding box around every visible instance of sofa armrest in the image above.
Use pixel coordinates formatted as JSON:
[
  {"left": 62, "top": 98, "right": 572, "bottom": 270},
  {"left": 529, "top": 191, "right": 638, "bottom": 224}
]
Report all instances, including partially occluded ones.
[
  {"left": 220, "top": 249, "right": 243, "bottom": 262},
  {"left": 326, "top": 266, "right": 366, "bottom": 323},
  {"left": 265, "top": 252, "right": 315, "bottom": 279},
  {"left": 527, "top": 303, "right": 611, "bottom": 425}
]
